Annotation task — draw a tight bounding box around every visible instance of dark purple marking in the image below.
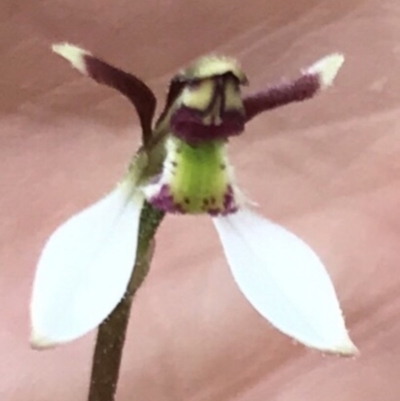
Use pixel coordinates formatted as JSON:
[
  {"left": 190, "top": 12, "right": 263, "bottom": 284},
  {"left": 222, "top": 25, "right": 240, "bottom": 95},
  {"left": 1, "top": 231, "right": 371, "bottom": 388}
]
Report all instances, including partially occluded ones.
[
  {"left": 243, "top": 73, "right": 320, "bottom": 123},
  {"left": 223, "top": 187, "right": 233, "bottom": 208},
  {"left": 208, "top": 205, "right": 237, "bottom": 216},
  {"left": 83, "top": 54, "right": 156, "bottom": 145},
  {"left": 174, "top": 203, "right": 185, "bottom": 213},
  {"left": 208, "top": 208, "right": 222, "bottom": 216},
  {"left": 171, "top": 107, "right": 245, "bottom": 145},
  {"left": 207, "top": 186, "right": 238, "bottom": 216},
  {"left": 222, "top": 185, "right": 238, "bottom": 215},
  {"left": 155, "top": 79, "right": 186, "bottom": 128},
  {"left": 149, "top": 184, "right": 238, "bottom": 216},
  {"left": 149, "top": 184, "right": 185, "bottom": 214}
]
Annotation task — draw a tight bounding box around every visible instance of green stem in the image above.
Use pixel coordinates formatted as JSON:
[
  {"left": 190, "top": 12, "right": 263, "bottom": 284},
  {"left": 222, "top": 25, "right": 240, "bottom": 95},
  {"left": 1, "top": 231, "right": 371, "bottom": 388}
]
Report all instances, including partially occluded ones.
[{"left": 88, "top": 203, "right": 164, "bottom": 401}]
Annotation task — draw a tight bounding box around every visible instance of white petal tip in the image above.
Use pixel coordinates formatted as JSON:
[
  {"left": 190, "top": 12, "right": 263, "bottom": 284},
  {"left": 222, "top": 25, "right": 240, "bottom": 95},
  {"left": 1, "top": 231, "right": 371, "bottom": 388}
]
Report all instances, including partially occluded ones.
[
  {"left": 30, "top": 331, "right": 58, "bottom": 350},
  {"left": 323, "top": 336, "right": 359, "bottom": 357},
  {"left": 52, "top": 42, "right": 90, "bottom": 74},
  {"left": 307, "top": 53, "right": 345, "bottom": 89},
  {"left": 333, "top": 339, "right": 359, "bottom": 357}
]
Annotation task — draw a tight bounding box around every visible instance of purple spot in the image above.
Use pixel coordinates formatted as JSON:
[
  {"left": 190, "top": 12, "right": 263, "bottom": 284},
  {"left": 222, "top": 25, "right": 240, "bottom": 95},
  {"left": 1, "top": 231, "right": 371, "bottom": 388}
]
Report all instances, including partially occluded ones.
[
  {"left": 223, "top": 186, "right": 235, "bottom": 209},
  {"left": 149, "top": 184, "right": 186, "bottom": 214},
  {"left": 149, "top": 184, "right": 238, "bottom": 216},
  {"left": 208, "top": 208, "right": 222, "bottom": 216},
  {"left": 206, "top": 186, "right": 238, "bottom": 216},
  {"left": 174, "top": 203, "right": 185, "bottom": 213},
  {"left": 220, "top": 185, "right": 238, "bottom": 215}
]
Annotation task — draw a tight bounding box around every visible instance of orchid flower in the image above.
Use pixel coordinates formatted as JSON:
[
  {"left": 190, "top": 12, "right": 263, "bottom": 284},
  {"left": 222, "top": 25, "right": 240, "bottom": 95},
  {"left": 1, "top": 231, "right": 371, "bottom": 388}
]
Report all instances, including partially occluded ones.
[{"left": 30, "top": 43, "right": 357, "bottom": 356}]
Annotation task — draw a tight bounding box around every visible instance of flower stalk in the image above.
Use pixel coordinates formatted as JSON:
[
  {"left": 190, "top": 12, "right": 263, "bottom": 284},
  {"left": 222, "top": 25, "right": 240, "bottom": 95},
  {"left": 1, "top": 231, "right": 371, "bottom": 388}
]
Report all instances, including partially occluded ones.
[{"left": 88, "top": 203, "right": 164, "bottom": 401}]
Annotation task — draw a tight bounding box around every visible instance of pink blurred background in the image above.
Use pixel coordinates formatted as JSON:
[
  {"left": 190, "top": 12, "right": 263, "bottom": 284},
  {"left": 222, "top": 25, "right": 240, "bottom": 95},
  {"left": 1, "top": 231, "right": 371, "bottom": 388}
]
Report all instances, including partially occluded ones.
[{"left": 1, "top": 0, "right": 400, "bottom": 400}]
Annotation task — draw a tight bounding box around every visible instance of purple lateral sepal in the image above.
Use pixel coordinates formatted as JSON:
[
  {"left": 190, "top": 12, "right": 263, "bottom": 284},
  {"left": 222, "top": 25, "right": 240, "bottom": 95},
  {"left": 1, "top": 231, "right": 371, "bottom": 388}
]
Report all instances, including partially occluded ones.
[
  {"left": 170, "top": 107, "right": 245, "bottom": 145},
  {"left": 243, "top": 73, "right": 320, "bottom": 122},
  {"left": 82, "top": 54, "right": 157, "bottom": 145}
]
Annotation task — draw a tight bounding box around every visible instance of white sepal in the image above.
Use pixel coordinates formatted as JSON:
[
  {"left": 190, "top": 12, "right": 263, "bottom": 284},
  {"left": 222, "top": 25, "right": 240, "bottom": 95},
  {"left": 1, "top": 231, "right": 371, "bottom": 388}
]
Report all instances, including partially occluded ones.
[
  {"left": 30, "top": 182, "right": 144, "bottom": 349},
  {"left": 213, "top": 208, "right": 357, "bottom": 355},
  {"left": 52, "top": 43, "right": 90, "bottom": 75},
  {"left": 306, "top": 53, "right": 345, "bottom": 89}
]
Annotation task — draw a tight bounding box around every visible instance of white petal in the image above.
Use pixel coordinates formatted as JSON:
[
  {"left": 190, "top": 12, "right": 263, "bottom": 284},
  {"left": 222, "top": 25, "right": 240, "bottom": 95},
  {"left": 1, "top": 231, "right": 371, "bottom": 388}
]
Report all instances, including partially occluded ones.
[
  {"left": 213, "top": 208, "right": 357, "bottom": 355},
  {"left": 30, "top": 182, "right": 144, "bottom": 348}
]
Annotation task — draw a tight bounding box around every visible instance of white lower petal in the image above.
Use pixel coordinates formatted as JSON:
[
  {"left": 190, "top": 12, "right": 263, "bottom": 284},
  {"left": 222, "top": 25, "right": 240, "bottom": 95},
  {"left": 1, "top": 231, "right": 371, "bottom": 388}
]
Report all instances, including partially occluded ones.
[
  {"left": 30, "top": 181, "right": 144, "bottom": 348},
  {"left": 213, "top": 208, "right": 357, "bottom": 355}
]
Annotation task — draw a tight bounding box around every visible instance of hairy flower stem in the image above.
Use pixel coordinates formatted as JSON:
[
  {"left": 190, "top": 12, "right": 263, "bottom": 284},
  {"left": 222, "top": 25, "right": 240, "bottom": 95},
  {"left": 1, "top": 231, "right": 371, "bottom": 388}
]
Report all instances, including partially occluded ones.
[{"left": 88, "top": 202, "right": 164, "bottom": 401}]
